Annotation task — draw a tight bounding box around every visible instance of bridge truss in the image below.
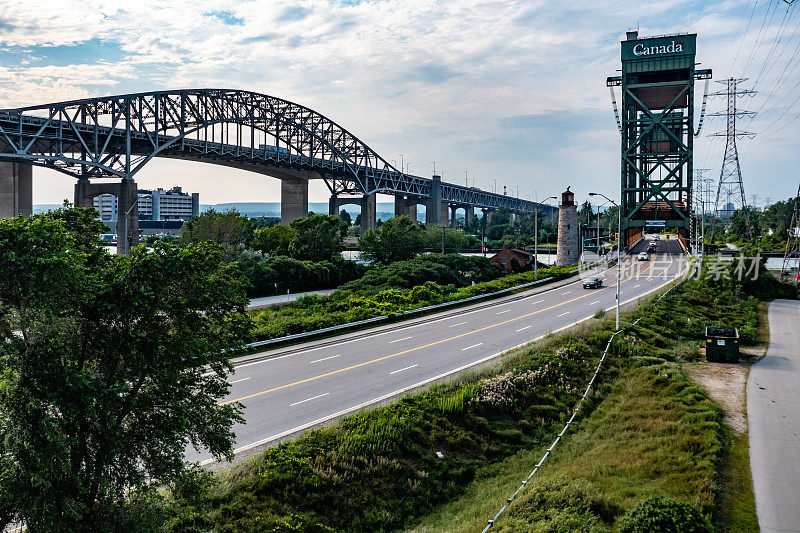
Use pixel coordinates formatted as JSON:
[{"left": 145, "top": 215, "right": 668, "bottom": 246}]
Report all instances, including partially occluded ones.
[{"left": 0, "top": 89, "right": 540, "bottom": 213}]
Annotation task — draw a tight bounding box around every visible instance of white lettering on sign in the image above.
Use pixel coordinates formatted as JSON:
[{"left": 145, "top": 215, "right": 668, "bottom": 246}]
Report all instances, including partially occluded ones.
[{"left": 632, "top": 40, "right": 684, "bottom": 56}]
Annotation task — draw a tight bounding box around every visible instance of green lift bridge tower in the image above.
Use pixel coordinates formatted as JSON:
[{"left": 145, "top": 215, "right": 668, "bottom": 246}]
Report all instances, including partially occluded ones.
[{"left": 608, "top": 31, "right": 711, "bottom": 250}]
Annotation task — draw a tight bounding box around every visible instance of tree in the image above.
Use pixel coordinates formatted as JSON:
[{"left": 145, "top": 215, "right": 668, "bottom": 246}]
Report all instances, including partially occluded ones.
[
  {"left": 339, "top": 209, "right": 352, "bottom": 226},
  {"left": 288, "top": 214, "right": 347, "bottom": 262},
  {"left": 578, "top": 200, "right": 594, "bottom": 227},
  {"left": 354, "top": 213, "right": 362, "bottom": 227},
  {"left": 359, "top": 216, "right": 425, "bottom": 264},
  {"left": 423, "top": 225, "right": 467, "bottom": 253},
  {"left": 0, "top": 212, "right": 251, "bottom": 531},
  {"left": 179, "top": 209, "right": 255, "bottom": 255},
  {"left": 251, "top": 224, "right": 294, "bottom": 256}
]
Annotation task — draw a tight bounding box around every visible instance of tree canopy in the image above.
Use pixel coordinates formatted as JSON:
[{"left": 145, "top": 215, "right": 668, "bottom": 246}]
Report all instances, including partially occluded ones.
[
  {"left": 179, "top": 209, "right": 255, "bottom": 255},
  {"left": 0, "top": 211, "right": 251, "bottom": 531},
  {"left": 359, "top": 215, "right": 425, "bottom": 264}
]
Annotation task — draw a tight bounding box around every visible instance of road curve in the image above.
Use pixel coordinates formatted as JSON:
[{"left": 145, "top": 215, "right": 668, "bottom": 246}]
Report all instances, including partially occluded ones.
[
  {"left": 748, "top": 300, "right": 800, "bottom": 533},
  {"left": 192, "top": 238, "right": 687, "bottom": 465}
]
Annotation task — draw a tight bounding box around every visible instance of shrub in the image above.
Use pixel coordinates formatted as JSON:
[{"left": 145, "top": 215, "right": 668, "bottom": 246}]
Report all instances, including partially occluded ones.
[{"left": 618, "top": 496, "right": 712, "bottom": 533}]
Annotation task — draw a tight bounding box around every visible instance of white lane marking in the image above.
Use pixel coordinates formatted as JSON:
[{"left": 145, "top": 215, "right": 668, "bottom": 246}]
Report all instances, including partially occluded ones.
[
  {"left": 496, "top": 309, "right": 511, "bottom": 315},
  {"left": 562, "top": 291, "right": 571, "bottom": 295},
  {"left": 557, "top": 312, "right": 570, "bottom": 317},
  {"left": 449, "top": 321, "right": 468, "bottom": 327},
  {"left": 516, "top": 325, "right": 532, "bottom": 332},
  {"left": 388, "top": 336, "right": 412, "bottom": 344},
  {"left": 462, "top": 343, "right": 483, "bottom": 351},
  {"left": 634, "top": 284, "right": 641, "bottom": 288},
  {"left": 229, "top": 377, "right": 251, "bottom": 384},
  {"left": 390, "top": 364, "right": 419, "bottom": 375},
  {"left": 589, "top": 300, "right": 600, "bottom": 305},
  {"left": 223, "top": 265, "right": 622, "bottom": 373},
  {"left": 199, "top": 259, "right": 691, "bottom": 465},
  {"left": 309, "top": 354, "right": 341, "bottom": 364},
  {"left": 290, "top": 392, "right": 329, "bottom": 407}
]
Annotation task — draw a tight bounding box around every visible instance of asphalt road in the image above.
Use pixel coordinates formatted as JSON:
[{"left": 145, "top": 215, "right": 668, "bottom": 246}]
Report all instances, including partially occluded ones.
[
  {"left": 748, "top": 300, "right": 800, "bottom": 533},
  {"left": 192, "top": 237, "right": 687, "bottom": 465}
]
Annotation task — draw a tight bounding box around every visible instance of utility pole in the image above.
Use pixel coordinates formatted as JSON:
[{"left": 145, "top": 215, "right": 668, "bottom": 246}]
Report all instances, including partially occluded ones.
[
  {"left": 694, "top": 169, "right": 710, "bottom": 255},
  {"left": 709, "top": 78, "right": 756, "bottom": 241},
  {"left": 780, "top": 183, "right": 800, "bottom": 283}
]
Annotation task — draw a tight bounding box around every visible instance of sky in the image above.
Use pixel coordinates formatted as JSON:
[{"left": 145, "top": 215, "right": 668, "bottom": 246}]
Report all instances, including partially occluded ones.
[{"left": 1, "top": 0, "right": 798, "bottom": 209}]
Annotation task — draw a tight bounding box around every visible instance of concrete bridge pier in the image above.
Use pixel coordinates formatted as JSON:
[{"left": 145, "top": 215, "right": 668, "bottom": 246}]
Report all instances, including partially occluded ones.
[
  {"left": 394, "top": 195, "right": 418, "bottom": 222},
  {"left": 450, "top": 205, "right": 458, "bottom": 227},
  {"left": 329, "top": 192, "right": 376, "bottom": 231},
  {"left": 75, "top": 178, "right": 139, "bottom": 256},
  {"left": 425, "top": 174, "right": 444, "bottom": 225},
  {"left": 465, "top": 206, "right": 474, "bottom": 227},
  {"left": 0, "top": 161, "right": 32, "bottom": 219},
  {"left": 361, "top": 192, "right": 376, "bottom": 231},
  {"left": 281, "top": 177, "right": 308, "bottom": 225}
]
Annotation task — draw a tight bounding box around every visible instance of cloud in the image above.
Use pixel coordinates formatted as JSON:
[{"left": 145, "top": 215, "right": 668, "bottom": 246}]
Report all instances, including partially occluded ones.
[{"left": 0, "top": 0, "right": 797, "bottom": 206}]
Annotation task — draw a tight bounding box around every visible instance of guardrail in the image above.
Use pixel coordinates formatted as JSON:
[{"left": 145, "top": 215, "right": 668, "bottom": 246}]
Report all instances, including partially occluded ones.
[{"left": 244, "top": 276, "right": 559, "bottom": 351}]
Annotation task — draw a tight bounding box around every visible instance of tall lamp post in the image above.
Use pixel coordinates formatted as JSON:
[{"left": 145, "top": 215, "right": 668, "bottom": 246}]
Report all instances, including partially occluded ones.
[
  {"left": 535, "top": 196, "right": 557, "bottom": 280},
  {"left": 590, "top": 192, "right": 621, "bottom": 329},
  {"left": 596, "top": 200, "right": 610, "bottom": 260}
]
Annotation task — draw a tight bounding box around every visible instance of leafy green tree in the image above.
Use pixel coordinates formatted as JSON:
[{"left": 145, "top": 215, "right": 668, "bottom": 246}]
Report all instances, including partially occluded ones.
[
  {"left": 578, "top": 200, "right": 594, "bottom": 227},
  {"left": 179, "top": 209, "right": 255, "bottom": 254},
  {"left": 288, "top": 214, "right": 347, "bottom": 262},
  {"left": 339, "top": 209, "right": 352, "bottom": 226},
  {"left": 488, "top": 206, "right": 512, "bottom": 227},
  {"left": 251, "top": 224, "right": 294, "bottom": 256},
  {"left": 0, "top": 212, "right": 250, "bottom": 531},
  {"left": 423, "top": 225, "right": 467, "bottom": 253},
  {"left": 359, "top": 216, "right": 425, "bottom": 264},
  {"left": 354, "top": 212, "right": 362, "bottom": 227}
]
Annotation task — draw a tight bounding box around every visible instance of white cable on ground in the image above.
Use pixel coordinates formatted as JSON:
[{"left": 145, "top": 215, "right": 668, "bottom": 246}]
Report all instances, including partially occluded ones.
[{"left": 481, "top": 316, "right": 643, "bottom": 532}]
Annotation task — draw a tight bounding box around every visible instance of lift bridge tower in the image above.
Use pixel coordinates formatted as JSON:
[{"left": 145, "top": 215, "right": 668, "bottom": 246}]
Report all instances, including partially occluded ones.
[{"left": 608, "top": 31, "right": 711, "bottom": 250}]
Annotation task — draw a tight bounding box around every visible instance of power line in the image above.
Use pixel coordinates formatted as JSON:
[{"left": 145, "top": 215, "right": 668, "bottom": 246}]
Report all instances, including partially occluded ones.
[
  {"left": 741, "top": 0, "right": 781, "bottom": 77},
  {"left": 730, "top": 0, "right": 761, "bottom": 75}
]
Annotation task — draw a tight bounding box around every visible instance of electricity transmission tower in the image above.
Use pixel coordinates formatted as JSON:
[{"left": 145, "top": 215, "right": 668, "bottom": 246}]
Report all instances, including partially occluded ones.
[
  {"left": 781, "top": 183, "right": 800, "bottom": 284},
  {"left": 709, "top": 78, "right": 756, "bottom": 241},
  {"left": 693, "top": 168, "right": 710, "bottom": 253}
]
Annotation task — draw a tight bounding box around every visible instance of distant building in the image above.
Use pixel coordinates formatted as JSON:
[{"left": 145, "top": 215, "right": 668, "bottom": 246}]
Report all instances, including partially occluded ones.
[
  {"left": 491, "top": 248, "right": 534, "bottom": 272},
  {"left": 93, "top": 186, "right": 199, "bottom": 222}
]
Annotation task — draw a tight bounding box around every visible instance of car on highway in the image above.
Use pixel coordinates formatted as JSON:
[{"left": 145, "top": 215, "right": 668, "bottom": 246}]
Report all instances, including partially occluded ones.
[
  {"left": 638, "top": 252, "right": 649, "bottom": 261},
  {"left": 582, "top": 276, "right": 603, "bottom": 289}
]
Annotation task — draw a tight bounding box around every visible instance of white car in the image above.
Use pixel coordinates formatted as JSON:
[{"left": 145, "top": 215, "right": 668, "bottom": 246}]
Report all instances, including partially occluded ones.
[{"left": 638, "top": 252, "right": 649, "bottom": 261}]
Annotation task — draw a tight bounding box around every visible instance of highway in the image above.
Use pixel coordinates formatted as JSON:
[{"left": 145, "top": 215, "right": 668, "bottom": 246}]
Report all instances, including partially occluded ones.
[{"left": 192, "top": 237, "right": 687, "bottom": 465}]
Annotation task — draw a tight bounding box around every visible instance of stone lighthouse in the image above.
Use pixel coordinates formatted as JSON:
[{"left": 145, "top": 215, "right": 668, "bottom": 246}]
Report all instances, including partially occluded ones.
[{"left": 556, "top": 187, "right": 579, "bottom": 266}]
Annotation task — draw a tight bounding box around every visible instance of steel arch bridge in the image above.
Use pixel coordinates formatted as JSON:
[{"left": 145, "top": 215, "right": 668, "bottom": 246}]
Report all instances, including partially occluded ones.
[{"left": 0, "top": 88, "right": 541, "bottom": 213}]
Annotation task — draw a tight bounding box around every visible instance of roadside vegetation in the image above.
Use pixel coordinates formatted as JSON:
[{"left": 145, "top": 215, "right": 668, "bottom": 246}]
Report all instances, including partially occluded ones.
[
  {"left": 154, "top": 258, "right": 793, "bottom": 531},
  {"left": 250, "top": 261, "right": 575, "bottom": 340},
  {"left": 179, "top": 208, "right": 564, "bottom": 299}
]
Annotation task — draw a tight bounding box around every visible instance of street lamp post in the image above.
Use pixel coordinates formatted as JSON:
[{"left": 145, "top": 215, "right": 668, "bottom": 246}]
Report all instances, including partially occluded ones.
[
  {"left": 590, "top": 192, "right": 621, "bottom": 329},
  {"left": 536, "top": 196, "right": 557, "bottom": 280},
  {"left": 492, "top": 178, "right": 497, "bottom": 194}
]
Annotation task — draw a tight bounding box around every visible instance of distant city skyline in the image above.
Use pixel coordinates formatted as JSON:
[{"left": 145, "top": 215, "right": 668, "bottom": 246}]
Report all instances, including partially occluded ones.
[{"left": 2, "top": 0, "right": 799, "bottom": 207}]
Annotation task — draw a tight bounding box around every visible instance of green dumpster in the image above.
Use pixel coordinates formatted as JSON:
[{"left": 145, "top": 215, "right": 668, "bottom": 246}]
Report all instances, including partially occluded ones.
[{"left": 705, "top": 327, "right": 740, "bottom": 363}]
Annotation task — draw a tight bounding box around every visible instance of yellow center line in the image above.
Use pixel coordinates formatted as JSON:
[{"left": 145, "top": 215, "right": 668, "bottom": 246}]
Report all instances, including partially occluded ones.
[{"left": 221, "top": 254, "right": 663, "bottom": 406}]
